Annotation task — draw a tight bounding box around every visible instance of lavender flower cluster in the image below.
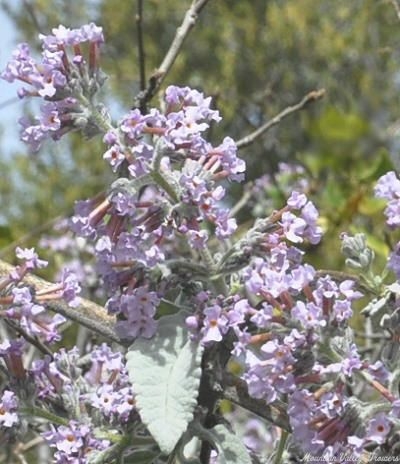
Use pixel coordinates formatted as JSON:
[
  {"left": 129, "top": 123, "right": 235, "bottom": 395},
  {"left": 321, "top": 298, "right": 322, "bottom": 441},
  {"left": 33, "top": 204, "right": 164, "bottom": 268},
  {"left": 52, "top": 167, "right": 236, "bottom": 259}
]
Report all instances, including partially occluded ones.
[
  {"left": 2, "top": 22, "right": 400, "bottom": 464},
  {"left": 1, "top": 23, "right": 105, "bottom": 151},
  {"left": 1, "top": 340, "right": 136, "bottom": 463},
  {"left": 75, "top": 83, "right": 247, "bottom": 340},
  {"left": 0, "top": 247, "right": 80, "bottom": 343}
]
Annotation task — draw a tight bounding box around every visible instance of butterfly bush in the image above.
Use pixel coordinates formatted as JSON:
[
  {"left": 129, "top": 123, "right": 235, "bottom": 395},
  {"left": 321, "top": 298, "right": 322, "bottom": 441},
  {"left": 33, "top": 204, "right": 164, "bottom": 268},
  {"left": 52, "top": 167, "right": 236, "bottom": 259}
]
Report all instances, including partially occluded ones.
[{"left": 2, "top": 22, "right": 400, "bottom": 464}]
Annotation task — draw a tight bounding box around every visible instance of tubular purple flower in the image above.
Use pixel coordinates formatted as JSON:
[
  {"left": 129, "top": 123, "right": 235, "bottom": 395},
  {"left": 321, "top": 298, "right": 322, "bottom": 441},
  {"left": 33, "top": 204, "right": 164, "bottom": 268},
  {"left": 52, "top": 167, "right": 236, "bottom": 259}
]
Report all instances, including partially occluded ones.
[{"left": 0, "top": 339, "right": 26, "bottom": 380}]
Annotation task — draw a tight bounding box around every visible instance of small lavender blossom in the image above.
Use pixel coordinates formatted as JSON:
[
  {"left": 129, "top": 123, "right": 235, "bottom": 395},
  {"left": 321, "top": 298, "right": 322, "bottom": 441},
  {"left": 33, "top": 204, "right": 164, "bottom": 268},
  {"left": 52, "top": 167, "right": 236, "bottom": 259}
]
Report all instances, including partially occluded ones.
[
  {"left": 88, "top": 383, "right": 135, "bottom": 422},
  {"left": 388, "top": 242, "right": 400, "bottom": 279},
  {"left": 366, "top": 360, "right": 389, "bottom": 383},
  {"left": 364, "top": 413, "right": 391, "bottom": 445},
  {"left": 215, "top": 209, "right": 238, "bottom": 239},
  {"left": 178, "top": 171, "right": 237, "bottom": 239},
  {"left": 280, "top": 211, "right": 307, "bottom": 243},
  {"left": 31, "top": 349, "right": 80, "bottom": 399},
  {"left": 0, "top": 390, "right": 19, "bottom": 427},
  {"left": 319, "top": 391, "right": 347, "bottom": 418},
  {"left": 59, "top": 268, "right": 81, "bottom": 307},
  {"left": 186, "top": 229, "right": 209, "bottom": 249},
  {"left": 43, "top": 421, "right": 109, "bottom": 464},
  {"left": 300, "top": 200, "right": 322, "bottom": 244},
  {"left": 113, "top": 287, "right": 160, "bottom": 340},
  {"left": 164, "top": 86, "right": 221, "bottom": 123},
  {"left": 210, "top": 137, "right": 246, "bottom": 182},
  {"left": 315, "top": 343, "right": 362, "bottom": 377},
  {"left": 375, "top": 171, "right": 400, "bottom": 227},
  {"left": 103, "top": 142, "right": 126, "bottom": 171},
  {"left": 243, "top": 338, "right": 297, "bottom": 403},
  {"left": 243, "top": 258, "right": 282, "bottom": 298},
  {"left": 249, "top": 302, "right": 274, "bottom": 328},
  {"left": 120, "top": 109, "right": 150, "bottom": 140},
  {"left": 89, "top": 383, "right": 117, "bottom": 416},
  {"left": 289, "top": 263, "right": 316, "bottom": 291},
  {"left": 290, "top": 392, "right": 365, "bottom": 456},
  {"left": 282, "top": 193, "right": 322, "bottom": 244},
  {"left": 85, "top": 343, "right": 126, "bottom": 385},
  {"left": 229, "top": 298, "right": 251, "bottom": 325},
  {"left": 288, "top": 389, "right": 318, "bottom": 445},
  {"left": 338, "top": 280, "right": 363, "bottom": 300},
  {"left": 231, "top": 327, "right": 252, "bottom": 358},
  {"left": 6, "top": 286, "right": 66, "bottom": 343},
  {"left": 332, "top": 299, "right": 353, "bottom": 322},
  {"left": 312, "top": 275, "right": 357, "bottom": 324},
  {"left": 291, "top": 300, "right": 326, "bottom": 330},
  {"left": 201, "top": 304, "right": 229, "bottom": 343},
  {"left": 391, "top": 399, "right": 400, "bottom": 418},
  {"left": 0, "top": 338, "right": 26, "bottom": 357},
  {"left": 287, "top": 191, "right": 307, "bottom": 209},
  {"left": 39, "top": 23, "right": 104, "bottom": 49},
  {"left": 15, "top": 246, "right": 48, "bottom": 269},
  {"left": 375, "top": 171, "right": 400, "bottom": 200}
]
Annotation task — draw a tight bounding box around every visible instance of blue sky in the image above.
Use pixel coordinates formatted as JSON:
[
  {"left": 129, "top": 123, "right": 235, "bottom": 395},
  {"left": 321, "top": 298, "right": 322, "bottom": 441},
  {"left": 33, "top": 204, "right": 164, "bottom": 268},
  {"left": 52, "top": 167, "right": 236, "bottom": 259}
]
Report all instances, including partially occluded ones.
[{"left": 0, "top": 9, "right": 28, "bottom": 156}]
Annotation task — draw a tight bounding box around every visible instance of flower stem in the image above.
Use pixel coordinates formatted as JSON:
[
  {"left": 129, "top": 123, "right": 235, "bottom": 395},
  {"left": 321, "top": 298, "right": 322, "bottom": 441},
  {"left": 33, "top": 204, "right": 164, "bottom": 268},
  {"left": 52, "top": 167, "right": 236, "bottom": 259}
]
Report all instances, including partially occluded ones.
[
  {"left": 273, "top": 429, "right": 288, "bottom": 464},
  {"left": 21, "top": 406, "right": 69, "bottom": 426}
]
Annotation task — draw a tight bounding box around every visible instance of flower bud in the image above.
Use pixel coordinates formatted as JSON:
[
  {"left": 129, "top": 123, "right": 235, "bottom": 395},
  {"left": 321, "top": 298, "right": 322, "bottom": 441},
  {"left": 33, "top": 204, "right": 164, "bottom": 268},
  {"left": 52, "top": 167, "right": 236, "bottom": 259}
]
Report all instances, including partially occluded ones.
[{"left": 341, "top": 233, "right": 374, "bottom": 270}]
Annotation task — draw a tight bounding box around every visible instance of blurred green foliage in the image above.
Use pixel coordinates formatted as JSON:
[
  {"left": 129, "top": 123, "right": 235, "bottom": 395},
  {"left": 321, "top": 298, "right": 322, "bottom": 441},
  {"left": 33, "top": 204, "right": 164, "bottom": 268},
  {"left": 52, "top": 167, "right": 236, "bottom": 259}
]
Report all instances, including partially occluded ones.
[{"left": 0, "top": 0, "right": 399, "bottom": 271}]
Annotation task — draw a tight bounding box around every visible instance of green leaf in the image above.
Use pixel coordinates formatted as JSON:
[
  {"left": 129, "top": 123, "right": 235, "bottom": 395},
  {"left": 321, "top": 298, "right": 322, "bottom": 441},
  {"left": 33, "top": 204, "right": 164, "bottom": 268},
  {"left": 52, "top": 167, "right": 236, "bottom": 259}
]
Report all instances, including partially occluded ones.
[
  {"left": 309, "top": 106, "right": 369, "bottom": 143},
  {"left": 126, "top": 313, "right": 204, "bottom": 454},
  {"left": 209, "top": 424, "right": 252, "bottom": 464},
  {"left": 357, "top": 148, "right": 393, "bottom": 182},
  {"left": 156, "top": 299, "right": 182, "bottom": 318}
]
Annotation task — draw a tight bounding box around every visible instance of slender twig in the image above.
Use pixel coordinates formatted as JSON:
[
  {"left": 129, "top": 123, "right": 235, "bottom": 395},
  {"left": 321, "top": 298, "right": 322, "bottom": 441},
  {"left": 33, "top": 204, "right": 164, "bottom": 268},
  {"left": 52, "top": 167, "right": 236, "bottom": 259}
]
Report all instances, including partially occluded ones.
[
  {"left": 13, "top": 437, "right": 44, "bottom": 464},
  {"left": 390, "top": 0, "right": 400, "bottom": 21},
  {"left": 14, "top": 451, "right": 29, "bottom": 464},
  {"left": 353, "top": 330, "right": 387, "bottom": 340},
  {"left": 236, "top": 89, "right": 326, "bottom": 149},
  {"left": 134, "top": 0, "right": 212, "bottom": 108},
  {"left": 0, "top": 96, "right": 20, "bottom": 110},
  {"left": 229, "top": 185, "right": 253, "bottom": 218},
  {"left": 14, "top": 437, "right": 44, "bottom": 455},
  {"left": 0, "top": 259, "right": 122, "bottom": 345},
  {"left": 3, "top": 319, "right": 54, "bottom": 357},
  {"left": 136, "top": 0, "right": 147, "bottom": 112},
  {"left": 359, "top": 369, "right": 396, "bottom": 403}
]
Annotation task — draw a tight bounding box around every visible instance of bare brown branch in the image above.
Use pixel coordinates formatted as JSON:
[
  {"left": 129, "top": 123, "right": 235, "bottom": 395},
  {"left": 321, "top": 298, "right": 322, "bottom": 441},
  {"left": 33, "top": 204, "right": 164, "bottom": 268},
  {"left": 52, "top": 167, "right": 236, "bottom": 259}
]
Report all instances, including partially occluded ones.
[
  {"left": 236, "top": 89, "right": 326, "bottom": 149},
  {"left": 136, "top": 0, "right": 146, "bottom": 112},
  {"left": 134, "top": 0, "right": 212, "bottom": 108},
  {"left": 4, "top": 319, "right": 54, "bottom": 357}
]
